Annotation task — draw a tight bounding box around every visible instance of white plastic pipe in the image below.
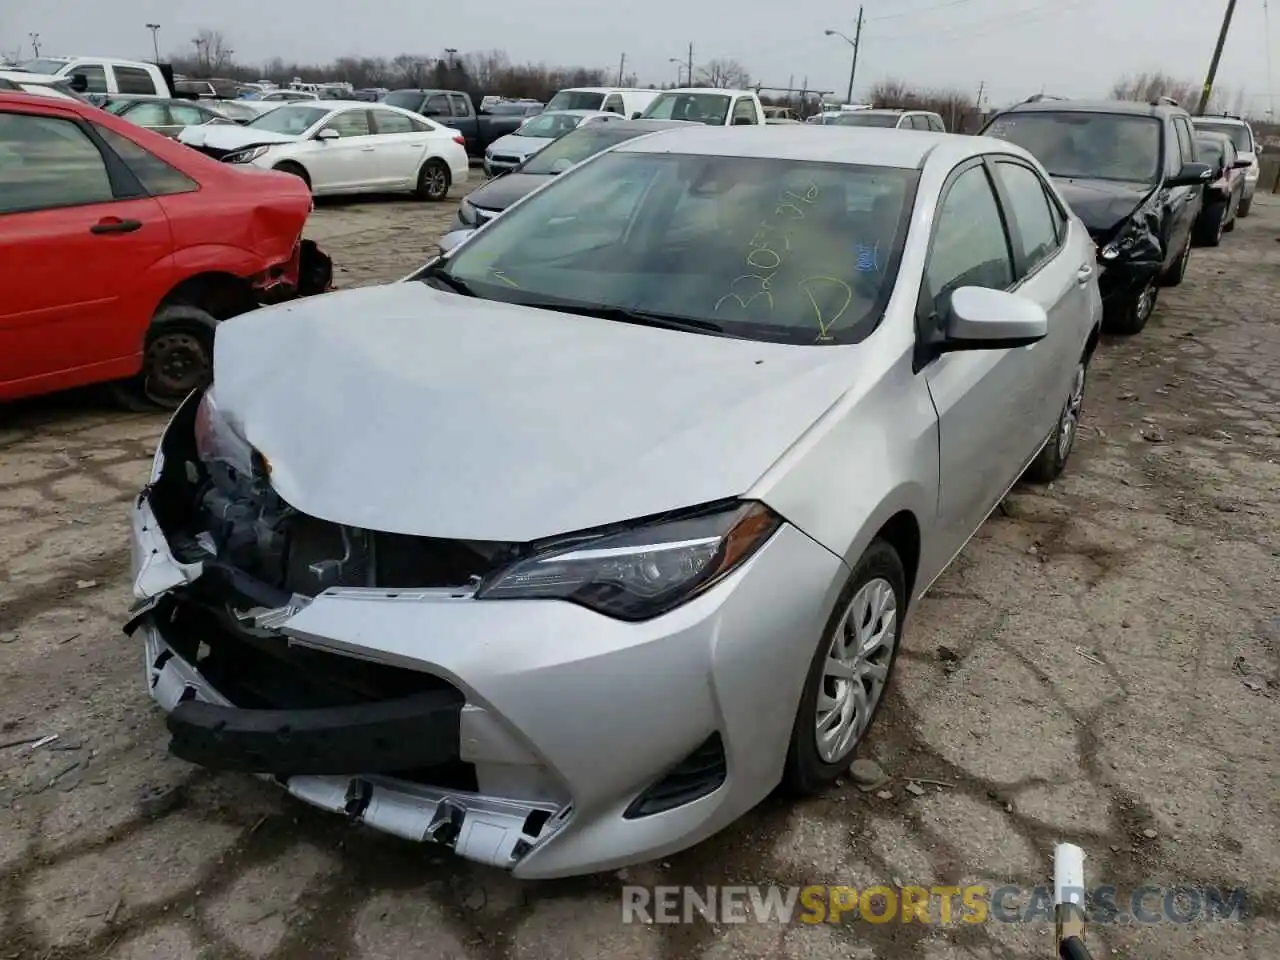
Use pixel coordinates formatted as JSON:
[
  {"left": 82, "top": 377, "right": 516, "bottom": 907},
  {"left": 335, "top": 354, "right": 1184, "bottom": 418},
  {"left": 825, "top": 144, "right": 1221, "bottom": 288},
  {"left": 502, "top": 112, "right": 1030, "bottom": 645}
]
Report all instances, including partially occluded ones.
[{"left": 1054, "top": 843, "right": 1086, "bottom": 906}]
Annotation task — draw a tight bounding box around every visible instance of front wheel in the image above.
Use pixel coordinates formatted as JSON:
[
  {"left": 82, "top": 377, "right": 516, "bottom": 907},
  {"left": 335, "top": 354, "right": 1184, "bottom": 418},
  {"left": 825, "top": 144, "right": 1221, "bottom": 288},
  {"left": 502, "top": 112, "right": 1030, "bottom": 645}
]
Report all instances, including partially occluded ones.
[
  {"left": 1025, "top": 358, "right": 1087, "bottom": 483},
  {"left": 782, "top": 540, "right": 905, "bottom": 794},
  {"left": 1102, "top": 277, "right": 1157, "bottom": 335},
  {"left": 110, "top": 304, "right": 216, "bottom": 411},
  {"left": 1237, "top": 195, "right": 1252, "bottom": 219}
]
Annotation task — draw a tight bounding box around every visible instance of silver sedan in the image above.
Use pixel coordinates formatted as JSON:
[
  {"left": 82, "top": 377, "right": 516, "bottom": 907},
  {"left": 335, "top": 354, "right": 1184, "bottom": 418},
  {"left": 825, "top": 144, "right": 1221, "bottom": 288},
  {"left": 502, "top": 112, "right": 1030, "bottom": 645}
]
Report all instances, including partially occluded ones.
[{"left": 127, "top": 124, "right": 1102, "bottom": 879}]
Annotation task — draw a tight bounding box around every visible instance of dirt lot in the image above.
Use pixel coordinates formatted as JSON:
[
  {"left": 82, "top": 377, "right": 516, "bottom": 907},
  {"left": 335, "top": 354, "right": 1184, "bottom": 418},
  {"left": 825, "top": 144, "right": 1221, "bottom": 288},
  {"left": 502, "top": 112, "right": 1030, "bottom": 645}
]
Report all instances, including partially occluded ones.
[{"left": 1, "top": 190, "right": 1277, "bottom": 960}]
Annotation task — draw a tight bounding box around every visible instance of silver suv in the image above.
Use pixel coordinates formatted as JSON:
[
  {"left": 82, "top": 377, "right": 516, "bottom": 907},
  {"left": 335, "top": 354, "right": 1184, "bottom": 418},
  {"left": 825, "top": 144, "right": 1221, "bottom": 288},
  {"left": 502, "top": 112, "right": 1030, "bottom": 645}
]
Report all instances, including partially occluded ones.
[{"left": 1191, "top": 114, "right": 1261, "bottom": 217}]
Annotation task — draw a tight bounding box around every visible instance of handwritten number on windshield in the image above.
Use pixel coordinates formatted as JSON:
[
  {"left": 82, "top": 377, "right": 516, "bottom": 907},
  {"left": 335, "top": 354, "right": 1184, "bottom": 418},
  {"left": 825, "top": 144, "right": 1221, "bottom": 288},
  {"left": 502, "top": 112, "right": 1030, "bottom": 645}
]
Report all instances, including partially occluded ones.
[
  {"left": 715, "top": 183, "right": 819, "bottom": 316},
  {"left": 799, "top": 276, "right": 853, "bottom": 341}
]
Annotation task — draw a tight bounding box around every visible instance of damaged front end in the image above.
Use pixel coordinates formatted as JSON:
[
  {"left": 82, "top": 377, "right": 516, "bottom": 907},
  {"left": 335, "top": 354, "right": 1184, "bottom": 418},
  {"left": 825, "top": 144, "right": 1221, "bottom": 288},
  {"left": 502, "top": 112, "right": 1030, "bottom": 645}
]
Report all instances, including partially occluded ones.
[
  {"left": 254, "top": 238, "right": 334, "bottom": 305},
  {"left": 126, "top": 391, "right": 570, "bottom": 870},
  {"left": 1091, "top": 196, "right": 1164, "bottom": 312}
]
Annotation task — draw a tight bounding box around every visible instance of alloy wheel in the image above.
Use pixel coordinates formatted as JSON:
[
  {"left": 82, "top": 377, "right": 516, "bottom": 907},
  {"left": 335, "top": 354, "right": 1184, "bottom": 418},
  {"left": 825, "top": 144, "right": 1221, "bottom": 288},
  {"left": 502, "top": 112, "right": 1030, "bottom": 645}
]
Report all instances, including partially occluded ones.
[
  {"left": 815, "top": 577, "right": 897, "bottom": 763},
  {"left": 1134, "top": 281, "right": 1156, "bottom": 323},
  {"left": 1057, "top": 361, "right": 1086, "bottom": 460}
]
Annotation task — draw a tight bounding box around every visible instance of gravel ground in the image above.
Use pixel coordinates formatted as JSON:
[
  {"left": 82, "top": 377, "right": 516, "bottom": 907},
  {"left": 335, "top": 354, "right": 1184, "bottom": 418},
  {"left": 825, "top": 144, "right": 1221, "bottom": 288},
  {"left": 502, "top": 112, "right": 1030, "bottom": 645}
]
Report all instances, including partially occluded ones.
[{"left": 0, "top": 190, "right": 1277, "bottom": 960}]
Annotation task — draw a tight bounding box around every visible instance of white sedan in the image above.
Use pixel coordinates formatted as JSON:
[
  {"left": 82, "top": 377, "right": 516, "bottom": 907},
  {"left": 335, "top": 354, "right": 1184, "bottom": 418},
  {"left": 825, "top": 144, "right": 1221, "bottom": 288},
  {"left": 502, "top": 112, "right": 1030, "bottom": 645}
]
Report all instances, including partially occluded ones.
[{"left": 177, "top": 101, "right": 469, "bottom": 200}]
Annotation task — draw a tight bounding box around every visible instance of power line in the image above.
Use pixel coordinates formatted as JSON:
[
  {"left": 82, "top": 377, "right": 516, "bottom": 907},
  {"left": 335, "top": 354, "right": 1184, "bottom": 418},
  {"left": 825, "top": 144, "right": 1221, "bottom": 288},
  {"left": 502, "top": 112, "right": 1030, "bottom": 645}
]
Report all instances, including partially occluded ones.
[
  {"left": 871, "top": 0, "right": 1097, "bottom": 43},
  {"left": 866, "top": 0, "right": 982, "bottom": 24}
]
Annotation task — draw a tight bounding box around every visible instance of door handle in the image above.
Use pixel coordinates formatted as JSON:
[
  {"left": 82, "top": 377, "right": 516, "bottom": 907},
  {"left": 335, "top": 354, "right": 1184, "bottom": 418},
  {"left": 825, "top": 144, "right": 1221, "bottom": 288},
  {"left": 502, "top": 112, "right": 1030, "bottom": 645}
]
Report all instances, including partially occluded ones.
[
  {"left": 90, "top": 218, "right": 142, "bottom": 235},
  {"left": 1076, "top": 265, "right": 1093, "bottom": 284}
]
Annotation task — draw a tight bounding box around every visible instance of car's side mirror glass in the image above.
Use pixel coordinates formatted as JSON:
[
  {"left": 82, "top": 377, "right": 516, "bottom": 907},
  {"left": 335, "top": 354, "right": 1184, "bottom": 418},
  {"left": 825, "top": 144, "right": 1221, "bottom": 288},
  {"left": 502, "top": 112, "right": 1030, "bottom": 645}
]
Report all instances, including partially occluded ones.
[
  {"left": 1166, "top": 161, "right": 1214, "bottom": 187},
  {"left": 549, "top": 158, "right": 573, "bottom": 175},
  {"left": 69, "top": 73, "right": 89, "bottom": 93},
  {"left": 316, "top": 128, "right": 340, "bottom": 141},
  {"left": 1232, "top": 158, "right": 1252, "bottom": 169},
  {"left": 940, "top": 286, "right": 1047, "bottom": 352},
  {"left": 437, "top": 228, "right": 475, "bottom": 255}
]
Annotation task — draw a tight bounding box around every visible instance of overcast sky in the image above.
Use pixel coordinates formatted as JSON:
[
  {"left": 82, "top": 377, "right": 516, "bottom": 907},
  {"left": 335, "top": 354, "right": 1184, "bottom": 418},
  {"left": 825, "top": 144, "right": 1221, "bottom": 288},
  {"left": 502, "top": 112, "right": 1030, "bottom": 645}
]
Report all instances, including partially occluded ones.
[{"left": 6, "top": 0, "right": 1277, "bottom": 113}]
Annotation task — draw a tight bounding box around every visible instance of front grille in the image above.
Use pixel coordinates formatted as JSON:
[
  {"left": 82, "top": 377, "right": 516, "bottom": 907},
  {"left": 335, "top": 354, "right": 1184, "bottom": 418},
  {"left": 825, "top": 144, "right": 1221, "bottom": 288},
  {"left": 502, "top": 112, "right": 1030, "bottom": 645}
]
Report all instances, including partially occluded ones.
[
  {"left": 490, "top": 155, "right": 520, "bottom": 165},
  {"left": 624, "top": 734, "right": 727, "bottom": 818}
]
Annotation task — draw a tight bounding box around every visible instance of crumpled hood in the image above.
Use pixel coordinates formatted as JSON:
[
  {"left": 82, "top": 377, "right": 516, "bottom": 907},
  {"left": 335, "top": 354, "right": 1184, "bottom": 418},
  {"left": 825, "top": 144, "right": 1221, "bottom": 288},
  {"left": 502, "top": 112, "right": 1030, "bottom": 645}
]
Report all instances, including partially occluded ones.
[
  {"left": 464, "top": 172, "right": 550, "bottom": 212},
  {"left": 178, "top": 124, "right": 299, "bottom": 151},
  {"left": 487, "top": 133, "right": 550, "bottom": 157},
  {"left": 209, "top": 284, "right": 862, "bottom": 541},
  {"left": 1052, "top": 177, "right": 1153, "bottom": 236}
]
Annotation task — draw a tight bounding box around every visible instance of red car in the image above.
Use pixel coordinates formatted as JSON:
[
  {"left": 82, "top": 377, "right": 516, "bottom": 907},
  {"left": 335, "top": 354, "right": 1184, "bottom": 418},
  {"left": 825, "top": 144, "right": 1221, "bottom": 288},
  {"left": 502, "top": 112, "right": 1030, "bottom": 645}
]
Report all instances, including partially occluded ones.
[{"left": 0, "top": 91, "right": 331, "bottom": 407}]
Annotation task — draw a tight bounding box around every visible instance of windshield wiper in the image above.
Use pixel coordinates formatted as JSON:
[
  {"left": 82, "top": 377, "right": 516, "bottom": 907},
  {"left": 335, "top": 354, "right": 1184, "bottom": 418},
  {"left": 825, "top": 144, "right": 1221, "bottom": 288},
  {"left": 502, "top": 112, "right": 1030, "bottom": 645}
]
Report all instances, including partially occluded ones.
[
  {"left": 418, "top": 268, "right": 476, "bottom": 297},
  {"left": 525, "top": 301, "right": 737, "bottom": 337}
]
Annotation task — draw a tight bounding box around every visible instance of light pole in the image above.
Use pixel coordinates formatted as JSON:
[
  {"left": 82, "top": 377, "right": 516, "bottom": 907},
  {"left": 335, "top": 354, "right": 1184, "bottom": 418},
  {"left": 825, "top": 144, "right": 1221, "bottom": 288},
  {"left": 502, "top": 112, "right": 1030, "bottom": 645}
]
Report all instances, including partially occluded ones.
[
  {"left": 28, "top": 32, "right": 41, "bottom": 57},
  {"left": 824, "top": 7, "right": 864, "bottom": 104},
  {"left": 669, "top": 57, "right": 684, "bottom": 86},
  {"left": 145, "top": 24, "right": 160, "bottom": 62},
  {"left": 444, "top": 47, "right": 457, "bottom": 67}
]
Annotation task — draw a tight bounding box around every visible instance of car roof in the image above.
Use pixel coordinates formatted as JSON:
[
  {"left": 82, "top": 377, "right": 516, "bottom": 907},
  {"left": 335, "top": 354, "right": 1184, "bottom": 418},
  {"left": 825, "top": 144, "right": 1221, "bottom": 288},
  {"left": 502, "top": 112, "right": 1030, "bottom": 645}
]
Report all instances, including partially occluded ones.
[
  {"left": 538, "top": 109, "right": 611, "bottom": 118},
  {"left": 0, "top": 90, "right": 90, "bottom": 113},
  {"left": 998, "top": 98, "right": 1183, "bottom": 118},
  {"left": 1192, "top": 115, "right": 1250, "bottom": 126},
  {"left": 574, "top": 118, "right": 689, "bottom": 134},
  {"left": 858, "top": 108, "right": 935, "bottom": 115},
  {"left": 616, "top": 123, "right": 1009, "bottom": 170},
  {"left": 659, "top": 87, "right": 751, "bottom": 96}
]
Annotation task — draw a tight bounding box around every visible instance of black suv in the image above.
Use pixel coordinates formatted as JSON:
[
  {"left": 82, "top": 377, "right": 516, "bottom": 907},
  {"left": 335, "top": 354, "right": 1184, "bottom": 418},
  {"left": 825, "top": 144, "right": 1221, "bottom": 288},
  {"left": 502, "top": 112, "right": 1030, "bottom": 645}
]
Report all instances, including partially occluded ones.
[{"left": 980, "top": 96, "right": 1213, "bottom": 334}]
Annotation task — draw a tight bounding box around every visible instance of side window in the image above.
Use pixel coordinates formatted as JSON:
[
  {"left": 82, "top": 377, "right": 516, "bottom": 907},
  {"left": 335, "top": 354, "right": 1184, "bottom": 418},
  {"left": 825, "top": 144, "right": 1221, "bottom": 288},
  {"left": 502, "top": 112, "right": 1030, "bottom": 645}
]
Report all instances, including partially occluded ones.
[
  {"left": 124, "top": 102, "right": 171, "bottom": 126},
  {"left": 168, "top": 104, "right": 208, "bottom": 127},
  {"left": 0, "top": 113, "right": 115, "bottom": 213},
  {"left": 70, "top": 63, "right": 108, "bottom": 94},
  {"left": 95, "top": 125, "right": 198, "bottom": 196},
  {"left": 602, "top": 94, "right": 625, "bottom": 115},
  {"left": 909, "top": 115, "right": 930, "bottom": 130},
  {"left": 1174, "top": 119, "right": 1196, "bottom": 163},
  {"left": 447, "top": 94, "right": 472, "bottom": 117},
  {"left": 1042, "top": 182, "right": 1068, "bottom": 242},
  {"left": 371, "top": 109, "right": 414, "bottom": 135},
  {"left": 993, "top": 161, "right": 1060, "bottom": 275},
  {"left": 408, "top": 114, "right": 434, "bottom": 132},
  {"left": 1171, "top": 119, "right": 1190, "bottom": 170},
  {"left": 323, "top": 110, "right": 372, "bottom": 137},
  {"left": 731, "top": 97, "right": 758, "bottom": 125},
  {"left": 923, "top": 164, "right": 1014, "bottom": 313},
  {"left": 929, "top": 115, "right": 946, "bottom": 132},
  {"left": 114, "top": 66, "right": 157, "bottom": 96},
  {"left": 423, "top": 94, "right": 450, "bottom": 117}
]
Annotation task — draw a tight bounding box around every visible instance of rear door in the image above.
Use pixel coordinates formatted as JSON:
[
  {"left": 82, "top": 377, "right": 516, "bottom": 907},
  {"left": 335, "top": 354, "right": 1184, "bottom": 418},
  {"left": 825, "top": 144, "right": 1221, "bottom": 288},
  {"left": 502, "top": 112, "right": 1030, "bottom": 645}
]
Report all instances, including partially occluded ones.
[
  {"left": 167, "top": 102, "right": 215, "bottom": 138},
  {"left": 1167, "top": 116, "right": 1199, "bottom": 264},
  {"left": 369, "top": 107, "right": 426, "bottom": 188},
  {"left": 448, "top": 93, "right": 479, "bottom": 152},
  {"left": 0, "top": 106, "right": 170, "bottom": 397},
  {"left": 989, "top": 156, "right": 1088, "bottom": 455},
  {"left": 120, "top": 100, "right": 176, "bottom": 136}
]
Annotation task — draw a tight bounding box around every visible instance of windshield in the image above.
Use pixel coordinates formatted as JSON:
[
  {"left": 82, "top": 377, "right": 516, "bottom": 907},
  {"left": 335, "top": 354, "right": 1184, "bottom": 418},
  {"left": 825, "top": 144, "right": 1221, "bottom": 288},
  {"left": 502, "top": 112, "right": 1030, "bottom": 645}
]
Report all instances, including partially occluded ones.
[
  {"left": 520, "top": 124, "right": 655, "bottom": 175},
  {"left": 246, "top": 104, "right": 328, "bottom": 134},
  {"left": 642, "top": 93, "right": 731, "bottom": 124},
  {"left": 830, "top": 112, "right": 899, "bottom": 127},
  {"left": 516, "top": 112, "right": 586, "bottom": 139},
  {"left": 381, "top": 90, "right": 425, "bottom": 109},
  {"left": 546, "top": 90, "right": 605, "bottom": 111},
  {"left": 438, "top": 152, "right": 917, "bottom": 345},
  {"left": 1195, "top": 138, "right": 1225, "bottom": 167},
  {"left": 984, "top": 111, "right": 1162, "bottom": 184},
  {"left": 1192, "top": 120, "right": 1252, "bottom": 153},
  {"left": 17, "top": 59, "right": 68, "bottom": 74}
]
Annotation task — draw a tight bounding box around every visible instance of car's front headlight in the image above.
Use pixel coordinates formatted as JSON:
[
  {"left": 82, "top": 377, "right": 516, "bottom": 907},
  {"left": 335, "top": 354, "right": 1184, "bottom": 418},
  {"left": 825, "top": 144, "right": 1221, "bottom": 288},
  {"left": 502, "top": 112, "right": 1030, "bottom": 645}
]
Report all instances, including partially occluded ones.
[
  {"left": 458, "top": 199, "right": 477, "bottom": 225},
  {"left": 476, "top": 501, "right": 782, "bottom": 621},
  {"left": 224, "top": 145, "right": 270, "bottom": 164},
  {"left": 193, "top": 389, "right": 255, "bottom": 478}
]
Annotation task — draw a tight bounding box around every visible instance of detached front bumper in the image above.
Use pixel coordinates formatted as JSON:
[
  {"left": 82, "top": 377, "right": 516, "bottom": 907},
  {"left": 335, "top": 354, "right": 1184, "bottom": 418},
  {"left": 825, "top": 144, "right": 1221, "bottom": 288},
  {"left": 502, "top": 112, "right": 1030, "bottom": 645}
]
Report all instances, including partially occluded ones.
[{"left": 127, "top": 443, "right": 844, "bottom": 878}]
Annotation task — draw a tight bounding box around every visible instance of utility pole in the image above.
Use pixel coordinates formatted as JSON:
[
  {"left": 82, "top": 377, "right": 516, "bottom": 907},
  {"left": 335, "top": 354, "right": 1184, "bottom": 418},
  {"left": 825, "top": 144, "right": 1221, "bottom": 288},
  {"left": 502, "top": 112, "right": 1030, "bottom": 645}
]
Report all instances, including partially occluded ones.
[
  {"left": 787, "top": 72, "right": 794, "bottom": 110},
  {"left": 687, "top": 42, "right": 694, "bottom": 88},
  {"left": 975, "top": 79, "right": 985, "bottom": 110},
  {"left": 146, "top": 24, "right": 160, "bottom": 62},
  {"left": 846, "top": 6, "right": 864, "bottom": 104},
  {"left": 1197, "top": 0, "right": 1238, "bottom": 115},
  {"left": 28, "top": 32, "right": 40, "bottom": 57},
  {"left": 617, "top": 52, "right": 626, "bottom": 86}
]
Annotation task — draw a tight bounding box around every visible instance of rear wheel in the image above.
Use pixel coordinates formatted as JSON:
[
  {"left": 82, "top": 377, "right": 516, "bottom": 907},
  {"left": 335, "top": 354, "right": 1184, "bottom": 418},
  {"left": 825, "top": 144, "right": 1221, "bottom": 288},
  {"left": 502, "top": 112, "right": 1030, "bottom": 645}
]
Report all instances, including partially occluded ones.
[
  {"left": 416, "top": 159, "right": 450, "bottom": 201},
  {"left": 1194, "top": 203, "right": 1226, "bottom": 247},
  {"left": 1162, "top": 233, "right": 1192, "bottom": 284},
  {"left": 782, "top": 540, "right": 905, "bottom": 794},
  {"left": 111, "top": 304, "right": 216, "bottom": 411},
  {"left": 1237, "top": 195, "right": 1252, "bottom": 218},
  {"left": 1025, "top": 357, "right": 1087, "bottom": 483}
]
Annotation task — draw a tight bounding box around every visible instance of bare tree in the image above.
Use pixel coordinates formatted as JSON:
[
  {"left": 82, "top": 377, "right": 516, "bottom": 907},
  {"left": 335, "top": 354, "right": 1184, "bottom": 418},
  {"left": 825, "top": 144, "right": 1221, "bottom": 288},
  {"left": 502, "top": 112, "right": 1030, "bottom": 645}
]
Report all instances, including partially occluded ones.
[
  {"left": 1109, "top": 71, "right": 1230, "bottom": 112},
  {"left": 391, "top": 53, "right": 432, "bottom": 88},
  {"left": 868, "top": 78, "right": 974, "bottom": 130},
  {"left": 697, "top": 58, "right": 750, "bottom": 89},
  {"left": 190, "top": 29, "right": 234, "bottom": 75}
]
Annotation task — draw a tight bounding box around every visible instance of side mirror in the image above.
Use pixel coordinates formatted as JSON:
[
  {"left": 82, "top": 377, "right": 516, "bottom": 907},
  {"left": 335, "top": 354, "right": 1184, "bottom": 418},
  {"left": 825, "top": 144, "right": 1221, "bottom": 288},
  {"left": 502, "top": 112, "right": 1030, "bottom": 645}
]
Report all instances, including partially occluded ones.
[
  {"left": 69, "top": 73, "right": 89, "bottom": 93},
  {"left": 1166, "top": 161, "right": 1214, "bottom": 187},
  {"left": 548, "top": 157, "right": 574, "bottom": 175},
  {"left": 1232, "top": 157, "right": 1252, "bottom": 169},
  {"left": 1255, "top": 144, "right": 1264, "bottom": 154},
  {"left": 437, "top": 228, "right": 475, "bottom": 255},
  {"left": 631, "top": 111, "right": 643, "bottom": 119},
  {"left": 315, "top": 128, "right": 340, "bottom": 141},
  {"left": 940, "top": 287, "right": 1047, "bottom": 352}
]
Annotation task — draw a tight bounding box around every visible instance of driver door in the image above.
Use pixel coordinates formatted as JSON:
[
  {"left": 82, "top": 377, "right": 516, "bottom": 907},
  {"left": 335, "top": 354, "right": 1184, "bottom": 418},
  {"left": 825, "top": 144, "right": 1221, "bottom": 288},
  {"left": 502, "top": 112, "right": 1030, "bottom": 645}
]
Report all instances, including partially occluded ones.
[{"left": 305, "top": 108, "right": 378, "bottom": 192}]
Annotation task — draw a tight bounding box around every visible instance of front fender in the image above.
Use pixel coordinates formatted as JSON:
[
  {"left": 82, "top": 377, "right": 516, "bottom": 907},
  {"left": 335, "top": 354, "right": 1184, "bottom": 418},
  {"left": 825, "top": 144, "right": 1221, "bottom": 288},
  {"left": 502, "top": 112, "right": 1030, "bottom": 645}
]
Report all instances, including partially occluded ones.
[{"left": 169, "top": 243, "right": 291, "bottom": 279}]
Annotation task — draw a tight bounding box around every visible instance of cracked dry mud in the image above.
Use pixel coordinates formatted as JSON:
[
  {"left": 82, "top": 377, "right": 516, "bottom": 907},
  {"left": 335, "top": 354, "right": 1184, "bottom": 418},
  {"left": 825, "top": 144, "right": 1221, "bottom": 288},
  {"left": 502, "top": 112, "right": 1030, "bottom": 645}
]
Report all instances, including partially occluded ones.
[{"left": 1, "top": 193, "right": 1277, "bottom": 960}]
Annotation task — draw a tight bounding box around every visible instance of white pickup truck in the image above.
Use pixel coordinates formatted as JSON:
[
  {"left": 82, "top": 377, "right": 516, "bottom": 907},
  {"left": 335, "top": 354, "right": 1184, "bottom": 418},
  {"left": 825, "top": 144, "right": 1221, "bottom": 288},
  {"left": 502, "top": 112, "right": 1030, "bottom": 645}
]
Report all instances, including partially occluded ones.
[
  {"left": 10, "top": 56, "right": 171, "bottom": 99},
  {"left": 639, "top": 87, "right": 767, "bottom": 126}
]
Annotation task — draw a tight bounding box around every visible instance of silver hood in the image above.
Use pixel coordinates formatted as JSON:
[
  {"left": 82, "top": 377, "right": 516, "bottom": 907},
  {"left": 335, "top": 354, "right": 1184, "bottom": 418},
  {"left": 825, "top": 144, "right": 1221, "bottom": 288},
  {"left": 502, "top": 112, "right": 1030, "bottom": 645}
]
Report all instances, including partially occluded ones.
[
  {"left": 178, "top": 124, "right": 299, "bottom": 150},
  {"left": 208, "top": 284, "right": 860, "bottom": 541}
]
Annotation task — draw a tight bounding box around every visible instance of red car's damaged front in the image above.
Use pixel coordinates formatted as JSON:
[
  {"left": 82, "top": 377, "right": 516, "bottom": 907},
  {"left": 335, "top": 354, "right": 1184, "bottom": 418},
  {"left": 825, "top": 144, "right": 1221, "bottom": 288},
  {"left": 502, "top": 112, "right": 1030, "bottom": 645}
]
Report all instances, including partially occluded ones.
[{"left": 0, "top": 92, "right": 333, "bottom": 407}]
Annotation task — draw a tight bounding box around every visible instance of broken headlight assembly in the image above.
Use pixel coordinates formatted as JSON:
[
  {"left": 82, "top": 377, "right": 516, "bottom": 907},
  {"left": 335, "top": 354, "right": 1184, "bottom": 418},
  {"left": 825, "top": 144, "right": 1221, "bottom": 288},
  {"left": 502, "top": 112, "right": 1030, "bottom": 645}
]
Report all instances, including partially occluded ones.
[
  {"left": 193, "top": 389, "right": 256, "bottom": 479},
  {"left": 1098, "top": 220, "right": 1142, "bottom": 262},
  {"left": 223, "top": 145, "right": 271, "bottom": 164},
  {"left": 476, "top": 501, "right": 782, "bottom": 621}
]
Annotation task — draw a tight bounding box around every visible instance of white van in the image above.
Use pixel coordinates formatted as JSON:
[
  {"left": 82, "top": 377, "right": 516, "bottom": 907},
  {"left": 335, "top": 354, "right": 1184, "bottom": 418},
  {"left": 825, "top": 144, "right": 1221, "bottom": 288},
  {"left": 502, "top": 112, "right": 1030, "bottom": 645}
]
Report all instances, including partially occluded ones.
[{"left": 544, "top": 87, "right": 658, "bottom": 119}]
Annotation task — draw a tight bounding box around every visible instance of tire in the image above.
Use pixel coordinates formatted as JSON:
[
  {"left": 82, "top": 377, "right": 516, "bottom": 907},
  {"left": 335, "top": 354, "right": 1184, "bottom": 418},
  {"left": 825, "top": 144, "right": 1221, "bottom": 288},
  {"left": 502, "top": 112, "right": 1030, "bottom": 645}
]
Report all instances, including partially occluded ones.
[
  {"left": 1237, "top": 195, "right": 1252, "bottom": 219},
  {"left": 1223, "top": 197, "right": 1238, "bottom": 232},
  {"left": 416, "top": 159, "right": 451, "bottom": 201},
  {"left": 1162, "top": 233, "right": 1192, "bottom": 284},
  {"left": 1194, "top": 204, "right": 1225, "bottom": 248},
  {"left": 1102, "top": 277, "right": 1157, "bottom": 336},
  {"left": 111, "top": 304, "right": 216, "bottom": 411},
  {"left": 1024, "top": 356, "right": 1087, "bottom": 483},
  {"left": 273, "top": 161, "right": 311, "bottom": 191},
  {"left": 782, "top": 539, "right": 906, "bottom": 795}
]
